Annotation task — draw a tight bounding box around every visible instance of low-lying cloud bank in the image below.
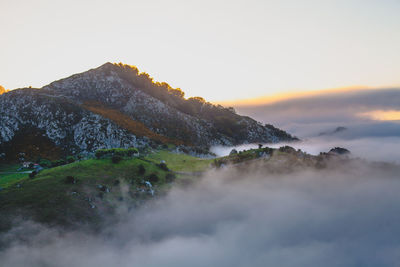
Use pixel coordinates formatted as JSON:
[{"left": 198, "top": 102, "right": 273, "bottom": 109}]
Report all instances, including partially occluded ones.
[
  {"left": 1, "top": 159, "right": 400, "bottom": 267},
  {"left": 212, "top": 136, "right": 400, "bottom": 163},
  {"left": 235, "top": 88, "right": 400, "bottom": 138}
]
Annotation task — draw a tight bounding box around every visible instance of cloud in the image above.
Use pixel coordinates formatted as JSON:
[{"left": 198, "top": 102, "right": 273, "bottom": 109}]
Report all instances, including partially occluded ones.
[
  {"left": 212, "top": 135, "right": 400, "bottom": 163},
  {"left": 1, "top": 158, "right": 400, "bottom": 267},
  {"left": 234, "top": 88, "right": 400, "bottom": 138}
]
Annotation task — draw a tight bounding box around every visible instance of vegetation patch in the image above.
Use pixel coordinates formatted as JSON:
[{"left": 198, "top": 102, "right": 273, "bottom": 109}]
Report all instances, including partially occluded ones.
[
  {"left": 0, "top": 164, "right": 29, "bottom": 189},
  {"left": 95, "top": 148, "right": 139, "bottom": 159},
  {"left": 146, "top": 150, "right": 213, "bottom": 172},
  {"left": 0, "top": 126, "right": 63, "bottom": 162},
  {"left": 0, "top": 157, "right": 175, "bottom": 230}
]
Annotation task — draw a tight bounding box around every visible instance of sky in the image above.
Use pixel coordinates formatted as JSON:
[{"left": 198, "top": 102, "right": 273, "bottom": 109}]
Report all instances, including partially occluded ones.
[{"left": 1, "top": 0, "right": 400, "bottom": 101}]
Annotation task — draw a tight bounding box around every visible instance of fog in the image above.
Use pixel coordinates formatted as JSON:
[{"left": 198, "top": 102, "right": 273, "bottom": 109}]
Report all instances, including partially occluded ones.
[
  {"left": 211, "top": 136, "right": 400, "bottom": 163},
  {"left": 215, "top": 88, "right": 400, "bottom": 163},
  {"left": 2, "top": 158, "right": 400, "bottom": 267}
]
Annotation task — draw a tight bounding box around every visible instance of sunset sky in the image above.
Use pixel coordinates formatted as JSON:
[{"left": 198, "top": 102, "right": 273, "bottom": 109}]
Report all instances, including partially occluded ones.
[{"left": 1, "top": 0, "right": 400, "bottom": 102}]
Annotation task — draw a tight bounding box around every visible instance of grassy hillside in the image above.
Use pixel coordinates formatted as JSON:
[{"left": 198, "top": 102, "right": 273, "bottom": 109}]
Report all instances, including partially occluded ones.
[
  {"left": 147, "top": 150, "right": 213, "bottom": 172},
  {"left": 0, "top": 164, "right": 30, "bottom": 188},
  {"left": 0, "top": 155, "right": 176, "bottom": 230},
  {"left": 0, "top": 150, "right": 216, "bottom": 231},
  {"left": 0, "top": 147, "right": 319, "bottom": 232}
]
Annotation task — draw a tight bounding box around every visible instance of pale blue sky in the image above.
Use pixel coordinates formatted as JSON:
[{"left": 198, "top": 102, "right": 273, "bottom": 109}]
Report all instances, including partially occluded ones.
[{"left": 1, "top": 0, "right": 400, "bottom": 101}]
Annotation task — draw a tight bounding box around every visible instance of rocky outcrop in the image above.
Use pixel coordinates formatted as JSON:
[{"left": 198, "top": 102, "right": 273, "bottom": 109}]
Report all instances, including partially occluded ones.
[{"left": 0, "top": 89, "right": 144, "bottom": 156}]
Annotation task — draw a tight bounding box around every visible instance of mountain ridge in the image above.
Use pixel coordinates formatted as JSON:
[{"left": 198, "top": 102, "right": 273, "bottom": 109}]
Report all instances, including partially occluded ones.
[{"left": 0, "top": 63, "right": 297, "bottom": 161}]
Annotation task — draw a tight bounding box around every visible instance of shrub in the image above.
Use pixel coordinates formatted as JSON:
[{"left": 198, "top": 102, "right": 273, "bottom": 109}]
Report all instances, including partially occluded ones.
[
  {"left": 95, "top": 147, "right": 138, "bottom": 158},
  {"left": 39, "top": 159, "right": 51, "bottom": 168},
  {"left": 95, "top": 149, "right": 107, "bottom": 159},
  {"left": 112, "top": 155, "right": 122, "bottom": 164},
  {"left": 29, "top": 171, "right": 37, "bottom": 179},
  {"left": 229, "top": 149, "right": 238, "bottom": 155},
  {"left": 157, "top": 163, "right": 169, "bottom": 171},
  {"left": 66, "top": 156, "right": 75, "bottom": 163},
  {"left": 127, "top": 147, "right": 139, "bottom": 157},
  {"left": 165, "top": 173, "right": 176, "bottom": 183},
  {"left": 65, "top": 176, "right": 76, "bottom": 184},
  {"left": 51, "top": 159, "right": 66, "bottom": 167},
  {"left": 279, "top": 146, "right": 296, "bottom": 154},
  {"left": 148, "top": 173, "right": 159, "bottom": 183},
  {"left": 329, "top": 147, "right": 350, "bottom": 155},
  {"left": 213, "top": 158, "right": 227, "bottom": 168},
  {"left": 113, "top": 148, "right": 126, "bottom": 157},
  {"left": 138, "top": 164, "right": 146, "bottom": 175}
]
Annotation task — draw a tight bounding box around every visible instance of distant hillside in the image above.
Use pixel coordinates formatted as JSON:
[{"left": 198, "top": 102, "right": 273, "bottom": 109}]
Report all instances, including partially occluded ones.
[{"left": 0, "top": 63, "right": 296, "bottom": 161}]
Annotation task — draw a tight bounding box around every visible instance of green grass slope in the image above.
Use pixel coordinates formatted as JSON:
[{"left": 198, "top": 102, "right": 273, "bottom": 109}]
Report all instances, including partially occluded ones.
[
  {"left": 146, "top": 150, "right": 213, "bottom": 172},
  {"left": 0, "top": 164, "right": 30, "bottom": 188},
  {"left": 0, "top": 148, "right": 307, "bottom": 232},
  {"left": 0, "top": 156, "right": 176, "bottom": 231}
]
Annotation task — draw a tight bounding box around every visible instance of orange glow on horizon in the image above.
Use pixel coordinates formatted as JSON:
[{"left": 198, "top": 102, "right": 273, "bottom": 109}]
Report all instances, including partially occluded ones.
[
  {"left": 358, "top": 110, "right": 400, "bottom": 121},
  {"left": 0, "top": 85, "right": 6, "bottom": 95},
  {"left": 216, "top": 86, "right": 377, "bottom": 107}
]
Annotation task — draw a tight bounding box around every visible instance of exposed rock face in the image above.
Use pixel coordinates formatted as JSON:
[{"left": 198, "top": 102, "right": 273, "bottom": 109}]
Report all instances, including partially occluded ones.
[
  {"left": 0, "top": 63, "right": 297, "bottom": 159},
  {"left": 0, "top": 89, "right": 143, "bottom": 157}
]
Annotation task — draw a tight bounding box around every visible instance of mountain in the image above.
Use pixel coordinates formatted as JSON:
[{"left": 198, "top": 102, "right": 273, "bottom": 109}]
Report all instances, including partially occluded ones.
[
  {"left": 318, "top": 126, "right": 347, "bottom": 136},
  {"left": 0, "top": 63, "right": 296, "bottom": 161}
]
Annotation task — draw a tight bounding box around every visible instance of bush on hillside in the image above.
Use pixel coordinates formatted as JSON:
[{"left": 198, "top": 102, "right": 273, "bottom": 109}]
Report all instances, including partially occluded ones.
[
  {"left": 148, "top": 173, "right": 159, "bottom": 183},
  {"left": 126, "top": 147, "right": 139, "bottom": 156},
  {"left": 112, "top": 155, "right": 122, "bottom": 164},
  {"left": 51, "top": 159, "right": 66, "bottom": 167},
  {"left": 229, "top": 149, "right": 238, "bottom": 155},
  {"left": 113, "top": 148, "right": 126, "bottom": 157},
  {"left": 95, "top": 149, "right": 107, "bottom": 159},
  {"left": 29, "top": 171, "right": 37, "bottom": 179},
  {"left": 67, "top": 156, "right": 75, "bottom": 163},
  {"left": 95, "top": 147, "right": 138, "bottom": 159},
  {"left": 157, "top": 162, "right": 169, "bottom": 171},
  {"left": 65, "top": 176, "right": 77, "bottom": 184},
  {"left": 138, "top": 164, "right": 146, "bottom": 175},
  {"left": 39, "top": 159, "right": 52, "bottom": 168}
]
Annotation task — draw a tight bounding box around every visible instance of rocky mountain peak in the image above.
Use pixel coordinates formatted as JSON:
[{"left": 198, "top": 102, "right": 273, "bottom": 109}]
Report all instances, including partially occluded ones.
[{"left": 0, "top": 63, "right": 297, "bottom": 161}]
